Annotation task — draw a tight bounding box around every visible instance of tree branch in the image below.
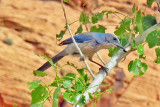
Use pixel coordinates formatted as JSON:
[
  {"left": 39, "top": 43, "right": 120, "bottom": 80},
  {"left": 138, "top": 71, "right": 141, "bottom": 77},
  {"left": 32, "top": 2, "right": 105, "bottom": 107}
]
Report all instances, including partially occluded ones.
[{"left": 75, "top": 23, "right": 160, "bottom": 107}]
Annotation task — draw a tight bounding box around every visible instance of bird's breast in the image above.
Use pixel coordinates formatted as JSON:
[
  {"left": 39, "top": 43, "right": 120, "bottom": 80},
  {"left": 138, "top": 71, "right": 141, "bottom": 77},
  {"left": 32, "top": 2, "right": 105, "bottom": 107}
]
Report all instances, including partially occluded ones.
[{"left": 64, "top": 42, "right": 115, "bottom": 57}]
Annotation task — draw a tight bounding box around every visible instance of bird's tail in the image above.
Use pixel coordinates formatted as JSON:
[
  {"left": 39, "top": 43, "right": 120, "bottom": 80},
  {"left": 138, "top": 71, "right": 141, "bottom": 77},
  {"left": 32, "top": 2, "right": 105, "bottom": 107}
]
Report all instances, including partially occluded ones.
[{"left": 37, "top": 50, "right": 67, "bottom": 72}]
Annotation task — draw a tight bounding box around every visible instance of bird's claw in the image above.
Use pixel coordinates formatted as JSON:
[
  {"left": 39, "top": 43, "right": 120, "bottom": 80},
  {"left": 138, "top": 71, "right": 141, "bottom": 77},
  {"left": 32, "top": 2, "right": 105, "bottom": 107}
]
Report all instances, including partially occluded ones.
[
  {"left": 79, "top": 55, "right": 86, "bottom": 61},
  {"left": 99, "top": 66, "right": 109, "bottom": 75},
  {"left": 79, "top": 57, "right": 84, "bottom": 61},
  {"left": 116, "top": 64, "right": 123, "bottom": 69}
]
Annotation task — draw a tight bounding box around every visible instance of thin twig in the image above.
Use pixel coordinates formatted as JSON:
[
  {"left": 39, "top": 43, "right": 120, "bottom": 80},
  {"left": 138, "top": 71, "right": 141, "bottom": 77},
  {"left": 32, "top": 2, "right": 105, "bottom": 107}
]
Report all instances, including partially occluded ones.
[
  {"left": 129, "top": 16, "right": 136, "bottom": 44},
  {"left": 96, "top": 52, "right": 106, "bottom": 65},
  {"left": 61, "top": 0, "right": 95, "bottom": 78},
  {"left": 84, "top": 24, "right": 89, "bottom": 31}
]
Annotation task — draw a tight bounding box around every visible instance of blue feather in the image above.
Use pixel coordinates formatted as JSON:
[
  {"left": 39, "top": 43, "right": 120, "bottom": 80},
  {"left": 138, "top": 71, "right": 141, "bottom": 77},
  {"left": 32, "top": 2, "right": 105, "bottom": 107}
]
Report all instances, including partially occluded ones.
[{"left": 59, "top": 33, "right": 95, "bottom": 45}]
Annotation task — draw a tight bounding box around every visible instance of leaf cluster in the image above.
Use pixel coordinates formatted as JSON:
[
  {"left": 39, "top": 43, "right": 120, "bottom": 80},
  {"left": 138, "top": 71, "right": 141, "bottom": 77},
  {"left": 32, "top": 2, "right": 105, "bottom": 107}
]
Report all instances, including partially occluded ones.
[{"left": 29, "top": 57, "right": 91, "bottom": 107}]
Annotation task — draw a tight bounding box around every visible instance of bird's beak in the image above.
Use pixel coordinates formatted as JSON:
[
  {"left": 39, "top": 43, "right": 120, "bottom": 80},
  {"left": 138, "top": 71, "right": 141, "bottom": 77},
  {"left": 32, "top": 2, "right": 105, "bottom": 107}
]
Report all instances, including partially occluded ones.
[{"left": 115, "top": 44, "right": 127, "bottom": 52}]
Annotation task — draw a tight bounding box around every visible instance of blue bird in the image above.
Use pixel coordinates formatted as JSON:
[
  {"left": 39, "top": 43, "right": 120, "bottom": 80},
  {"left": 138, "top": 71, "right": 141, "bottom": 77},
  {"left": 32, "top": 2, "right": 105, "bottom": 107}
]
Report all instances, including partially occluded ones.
[{"left": 37, "top": 32, "right": 126, "bottom": 72}]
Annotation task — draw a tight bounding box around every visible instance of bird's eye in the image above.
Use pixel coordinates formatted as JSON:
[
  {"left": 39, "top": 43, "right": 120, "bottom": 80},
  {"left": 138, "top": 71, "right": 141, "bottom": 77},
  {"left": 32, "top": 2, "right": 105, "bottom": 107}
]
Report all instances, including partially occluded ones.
[{"left": 113, "top": 37, "right": 117, "bottom": 40}]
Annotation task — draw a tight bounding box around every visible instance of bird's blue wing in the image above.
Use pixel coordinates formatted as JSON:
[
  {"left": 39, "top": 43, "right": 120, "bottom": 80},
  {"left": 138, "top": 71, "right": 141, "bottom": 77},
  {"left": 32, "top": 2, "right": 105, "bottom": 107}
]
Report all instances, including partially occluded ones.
[{"left": 59, "top": 33, "right": 94, "bottom": 45}]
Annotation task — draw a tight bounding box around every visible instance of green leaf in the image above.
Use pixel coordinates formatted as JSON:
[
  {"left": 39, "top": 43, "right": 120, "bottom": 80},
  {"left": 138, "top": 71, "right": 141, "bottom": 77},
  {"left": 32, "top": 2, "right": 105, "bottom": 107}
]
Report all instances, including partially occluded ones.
[
  {"left": 106, "top": 88, "right": 114, "bottom": 93},
  {"left": 140, "top": 62, "right": 148, "bottom": 76},
  {"left": 146, "top": 30, "right": 160, "bottom": 48},
  {"left": 115, "top": 18, "right": 131, "bottom": 36},
  {"left": 155, "top": 48, "right": 160, "bottom": 57},
  {"left": 132, "top": 4, "right": 136, "bottom": 15},
  {"left": 31, "top": 103, "right": 44, "bottom": 107},
  {"left": 75, "top": 25, "right": 83, "bottom": 34},
  {"left": 128, "top": 59, "right": 141, "bottom": 74},
  {"left": 63, "top": 0, "right": 70, "bottom": 3},
  {"left": 133, "top": 75, "right": 137, "bottom": 78},
  {"left": 56, "top": 29, "right": 67, "bottom": 41},
  {"left": 154, "top": 48, "right": 160, "bottom": 64},
  {"left": 136, "top": 11, "right": 143, "bottom": 34},
  {"left": 120, "top": 18, "right": 131, "bottom": 29},
  {"left": 88, "top": 92, "right": 93, "bottom": 100},
  {"left": 3, "top": 38, "right": 13, "bottom": 45},
  {"left": 50, "top": 76, "right": 62, "bottom": 87},
  {"left": 90, "top": 25, "right": 106, "bottom": 33},
  {"left": 53, "top": 86, "right": 61, "bottom": 107},
  {"left": 147, "top": 0, "right": 155, "bottom": 7},
  {"left": 119, "top": 36, "right": 129, "bottom": 46},
  {"left": 154, "top": 57, "right": 160, "bottom": 64},
  {"left": 50, "top": 81, "right": 58, "bottom": 87},
  {"left": 63, "top": 73, "right": 76, "bottom": 81},
  {"left": 63, "top": 91, "right": 78, "bottom": 104},
  {"left": 31, "top": 85, "right": 48, "bottom": 104},
  {"left": 77, "top": 68, "right": 89, "bottom": 83},
  {"left": 13, "top": 104, "right": 17, "bottom": 107},
  {"left": 77, "top": 69, "right": 85, "bottom": 77},
  {"left": 63, "top": 91, "right": 72, "bottom": 103},
  {"left": 131, "top": 39, "right": 137, "bottom": 48},
  {"left": 128, "top": 59, "right": 148, "bottom": 76},
  {"left": 63, "top": 80, "right": 71, "bottom": 89},
  {"left": 28, "top": 80, "right": 41, "bottom": 90},
  {"left": 80, "top": 12, "right": 90, "bottom": 24},
  {"left": 142, "top": 15, "right": 157, "bottom": 31},
  {"left": 114, "top": 27, "right": 125, "bottom": 36},
  {"left": 33, "top": 70, "right": 47, "bottom": 77},
  {"left": 137, "top": 44, "right": 144, "bottom": 55},
  {"left": 77, "top": 95, "right": 86, "bottom": 106},
  {"left": 92, "top": 12, "right": 104, "bottom": 24},
  {"left": 108, "top": 47, "right": 119, "bottom": 57},
  {"left": 82, "top": 3, "right": 86, "bottom": 7},
  {"left": 75, "top": 78, "right": 84, "bottom": 92}
]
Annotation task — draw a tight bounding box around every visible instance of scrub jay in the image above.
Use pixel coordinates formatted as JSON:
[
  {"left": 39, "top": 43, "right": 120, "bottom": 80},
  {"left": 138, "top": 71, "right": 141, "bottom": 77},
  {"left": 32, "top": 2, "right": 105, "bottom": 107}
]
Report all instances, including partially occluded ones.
[{"left": 37, "top": 32, "right": 126, "bottom": 72}]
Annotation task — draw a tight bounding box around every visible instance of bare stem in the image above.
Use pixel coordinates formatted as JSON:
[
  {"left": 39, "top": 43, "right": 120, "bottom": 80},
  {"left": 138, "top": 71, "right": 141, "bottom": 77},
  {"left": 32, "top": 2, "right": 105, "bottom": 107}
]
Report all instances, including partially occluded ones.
[
  {"left": 96, "top": 52, "right": 106, "bottom": 65},
  {"left": 129, "top": 16, "right": 135, "bottom": 44}
]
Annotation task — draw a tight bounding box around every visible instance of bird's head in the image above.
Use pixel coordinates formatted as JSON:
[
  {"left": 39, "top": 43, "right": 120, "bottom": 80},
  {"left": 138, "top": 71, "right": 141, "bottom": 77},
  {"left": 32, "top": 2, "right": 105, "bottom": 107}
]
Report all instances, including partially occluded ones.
[{"left": 105, "top": 33, "right": 126, "bottom": 52}]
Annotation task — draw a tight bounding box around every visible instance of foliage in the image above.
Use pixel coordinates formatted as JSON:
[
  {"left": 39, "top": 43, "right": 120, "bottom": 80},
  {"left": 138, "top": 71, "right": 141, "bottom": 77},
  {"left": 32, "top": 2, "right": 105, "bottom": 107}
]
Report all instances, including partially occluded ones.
[
  {"left": 29, "top": 57, "right": 91, "bottom": 106},
  {"left": 3, "top": 38, "right": 13, "bottom": 45},
  {"left": 30, "top": 0, "right": 159, "bottom": 106},
  {"left": 147, "top": 0, "right": 155, "bottom": 7},
  {"left": 154, "top": 48, "right": 160, "bottom": 64}
]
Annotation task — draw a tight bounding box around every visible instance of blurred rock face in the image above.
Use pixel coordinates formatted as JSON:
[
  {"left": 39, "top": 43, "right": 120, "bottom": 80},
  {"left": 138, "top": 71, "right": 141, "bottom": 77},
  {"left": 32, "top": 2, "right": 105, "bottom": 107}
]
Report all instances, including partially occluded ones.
[{"left": 0, "top": 0, "right": 160, "bottom": 107}]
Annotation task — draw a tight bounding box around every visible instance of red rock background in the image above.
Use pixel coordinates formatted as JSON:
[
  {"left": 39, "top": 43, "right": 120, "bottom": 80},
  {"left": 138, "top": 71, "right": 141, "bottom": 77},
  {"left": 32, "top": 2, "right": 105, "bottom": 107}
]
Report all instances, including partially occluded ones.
[{"left": 0, "top": 0, "right": 160, "bottom": 107}]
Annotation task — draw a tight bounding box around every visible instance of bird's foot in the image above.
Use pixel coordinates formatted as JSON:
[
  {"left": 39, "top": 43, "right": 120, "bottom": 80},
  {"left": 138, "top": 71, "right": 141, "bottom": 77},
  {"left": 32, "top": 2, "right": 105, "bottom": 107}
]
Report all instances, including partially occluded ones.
[
  {"left": 99, "top": 66, "right": 109, "bottom": 75},
  {"left": 79, "top": 55, "right": 86, "bottom": 61},
  {"left": 79, "top": 57, "right": 84, "bottom": 61},
  {"left": 116, "top": 64, "right": 123, "bottom": 69}
]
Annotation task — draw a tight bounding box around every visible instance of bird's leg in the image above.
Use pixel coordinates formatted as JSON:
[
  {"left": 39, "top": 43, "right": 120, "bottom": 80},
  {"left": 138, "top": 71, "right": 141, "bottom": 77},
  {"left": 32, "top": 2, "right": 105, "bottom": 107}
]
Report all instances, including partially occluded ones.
[
  {"left": 80, "top": 57, "right": 84, "bottom": 61},
  {"left": 116, "top": 64, "right": 123, "bottom": 69},
  {"left": 79, "top": 56, "right": 96, "bottom": 79},
  {"left": 89, "top": 58, "right": 104, "bottom": 67},
  {"left": 99, "top": 66, "right": 109, "bottom": 76},
  {"left": 96, "top": 52, "right": 106, "bottom": 65},
  {"left": 89, "top": 57, "right": 109, "bottom": 75}
]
